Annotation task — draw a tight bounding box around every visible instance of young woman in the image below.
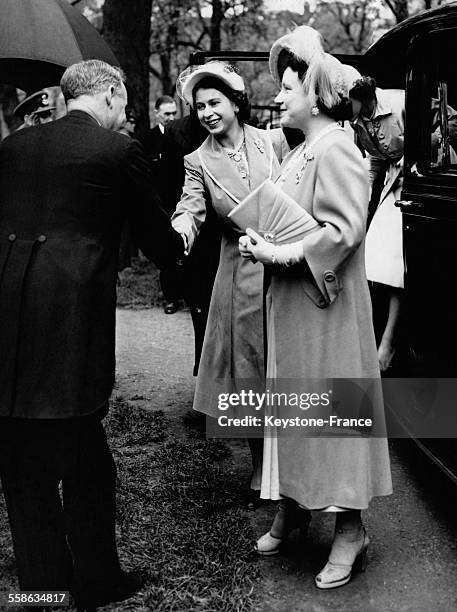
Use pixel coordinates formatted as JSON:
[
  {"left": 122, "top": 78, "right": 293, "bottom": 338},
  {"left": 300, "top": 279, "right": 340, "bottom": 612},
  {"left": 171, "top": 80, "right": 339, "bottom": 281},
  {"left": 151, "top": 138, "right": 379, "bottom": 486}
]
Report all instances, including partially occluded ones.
[
  {"left": 172, "top": 61, "right": 287, "bottom": 487},
  {"left": 240, "top": 26, "right": 392, "bottom": 589}
]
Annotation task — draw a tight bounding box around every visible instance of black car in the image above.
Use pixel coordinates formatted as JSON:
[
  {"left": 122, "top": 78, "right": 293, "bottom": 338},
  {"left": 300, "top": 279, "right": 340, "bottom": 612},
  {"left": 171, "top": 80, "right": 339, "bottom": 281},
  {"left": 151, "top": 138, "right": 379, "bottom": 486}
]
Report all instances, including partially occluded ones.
[{"left": 364, "top": 2, "right": 457, "bottom": 483}]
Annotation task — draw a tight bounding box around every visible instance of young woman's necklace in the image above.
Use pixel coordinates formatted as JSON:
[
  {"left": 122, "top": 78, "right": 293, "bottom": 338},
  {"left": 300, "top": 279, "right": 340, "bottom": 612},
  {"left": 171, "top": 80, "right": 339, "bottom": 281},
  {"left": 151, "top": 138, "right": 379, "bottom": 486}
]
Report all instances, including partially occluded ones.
[
  {"left": 278, "top": 123, "right": 344, "bottom": 184},
  {"left": 223, "top": 129, "right": 249, "bottom": 179}
]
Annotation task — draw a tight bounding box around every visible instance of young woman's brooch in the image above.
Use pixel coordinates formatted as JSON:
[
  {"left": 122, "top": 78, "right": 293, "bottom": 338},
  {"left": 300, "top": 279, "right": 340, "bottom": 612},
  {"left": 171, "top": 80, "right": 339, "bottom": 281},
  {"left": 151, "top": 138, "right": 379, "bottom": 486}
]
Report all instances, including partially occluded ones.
[{"left": 254, "top": 138, "right": 265, "bottom": 154}]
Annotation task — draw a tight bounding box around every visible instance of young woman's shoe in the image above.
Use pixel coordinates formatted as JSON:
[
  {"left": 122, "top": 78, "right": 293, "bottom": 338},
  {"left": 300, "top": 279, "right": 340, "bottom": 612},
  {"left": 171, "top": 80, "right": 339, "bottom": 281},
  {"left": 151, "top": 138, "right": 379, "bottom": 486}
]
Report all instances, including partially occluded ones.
[
  {"left": 256, "top": 499, "right": 311, "bottom": 556},
  {"left": 315, "top": 526, "right": 369, "bottom": 589}
]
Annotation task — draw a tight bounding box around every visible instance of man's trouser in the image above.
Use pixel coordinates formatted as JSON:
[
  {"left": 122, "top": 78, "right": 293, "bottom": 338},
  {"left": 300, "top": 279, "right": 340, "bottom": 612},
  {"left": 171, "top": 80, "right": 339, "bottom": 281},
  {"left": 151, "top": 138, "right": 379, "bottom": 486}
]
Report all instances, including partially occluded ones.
[{"left": 0, "top": 413, "right": 121, "bottom": 597}]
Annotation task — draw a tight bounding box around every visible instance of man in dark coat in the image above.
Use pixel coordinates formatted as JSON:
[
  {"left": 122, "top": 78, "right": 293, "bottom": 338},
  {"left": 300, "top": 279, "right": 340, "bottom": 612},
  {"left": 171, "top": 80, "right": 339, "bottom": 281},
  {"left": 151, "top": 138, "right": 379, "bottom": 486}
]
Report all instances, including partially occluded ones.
[
  {"left": 141, "top": 95, "right": 177, "bottom": 180},
  {"left": 140, "top": 96, "right": 181, "bottom": 314},
  {"left": 0, "top": 60, "right": 183, "bottom": 608}
]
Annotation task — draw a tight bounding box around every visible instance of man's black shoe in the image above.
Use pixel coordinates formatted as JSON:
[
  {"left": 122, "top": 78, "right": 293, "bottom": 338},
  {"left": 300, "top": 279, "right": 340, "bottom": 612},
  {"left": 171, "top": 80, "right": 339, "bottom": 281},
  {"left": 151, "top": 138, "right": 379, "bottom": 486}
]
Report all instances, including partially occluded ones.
[
  {"left": 74, "top": 569, "right": 145, "bottom": 609},
  {"left": 164, "top": 301, "right": 179, "bottom": 314}
]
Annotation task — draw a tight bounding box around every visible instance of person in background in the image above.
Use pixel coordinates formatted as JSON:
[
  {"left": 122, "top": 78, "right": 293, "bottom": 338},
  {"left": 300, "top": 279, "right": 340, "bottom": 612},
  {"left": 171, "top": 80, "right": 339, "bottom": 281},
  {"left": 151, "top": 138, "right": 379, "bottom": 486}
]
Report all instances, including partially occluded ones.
[
  {"left": 154, "top": 94, "right": 178, "bottom": 131},
  {"left": 141, "top": 95, "right": 181, "bottom": 314},
  {"left": 349, "top": 77, "right": 405, "bottom": 372},
  {"left": 14, "top": 90, "right": 56, "bottom": 130},
  {"left": 0, "top": 59, "right": 183, "bottom": 609},
  {"left": 142, "top": 95, "right": 178, "bottom": 167}
]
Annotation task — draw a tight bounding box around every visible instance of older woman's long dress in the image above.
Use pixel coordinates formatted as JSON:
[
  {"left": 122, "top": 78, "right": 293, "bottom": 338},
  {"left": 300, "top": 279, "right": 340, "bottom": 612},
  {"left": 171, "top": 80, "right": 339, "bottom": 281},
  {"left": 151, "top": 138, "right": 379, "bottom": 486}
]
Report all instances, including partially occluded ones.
[
  {"left": 172, "top": 124, "right": 285, "bottom": 417},
  {"left": 256, "top": 128, "right": 392, "bottom": 509}
]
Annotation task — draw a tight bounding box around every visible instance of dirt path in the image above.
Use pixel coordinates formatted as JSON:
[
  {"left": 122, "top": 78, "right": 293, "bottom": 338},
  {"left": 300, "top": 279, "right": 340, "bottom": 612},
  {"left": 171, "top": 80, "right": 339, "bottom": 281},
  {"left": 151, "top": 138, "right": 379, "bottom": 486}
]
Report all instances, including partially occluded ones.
[{"left": 115, "top": 307, "right": 457, "bottom": 612}]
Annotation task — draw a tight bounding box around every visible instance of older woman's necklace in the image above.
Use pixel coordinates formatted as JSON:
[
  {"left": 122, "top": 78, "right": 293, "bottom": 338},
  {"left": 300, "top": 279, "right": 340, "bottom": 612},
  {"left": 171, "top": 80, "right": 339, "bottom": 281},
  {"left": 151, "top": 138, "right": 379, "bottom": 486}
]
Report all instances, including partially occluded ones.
[{"left": 279, "top": 123, "right": 344, "bottom": 184}]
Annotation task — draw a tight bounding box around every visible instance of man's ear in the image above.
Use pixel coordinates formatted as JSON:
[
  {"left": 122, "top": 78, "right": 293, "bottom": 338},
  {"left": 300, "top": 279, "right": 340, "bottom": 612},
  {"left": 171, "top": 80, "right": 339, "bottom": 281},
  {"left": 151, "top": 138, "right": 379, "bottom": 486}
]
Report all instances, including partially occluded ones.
[{"left": 106, "top": 85, "right": 116, "bottom": 108}]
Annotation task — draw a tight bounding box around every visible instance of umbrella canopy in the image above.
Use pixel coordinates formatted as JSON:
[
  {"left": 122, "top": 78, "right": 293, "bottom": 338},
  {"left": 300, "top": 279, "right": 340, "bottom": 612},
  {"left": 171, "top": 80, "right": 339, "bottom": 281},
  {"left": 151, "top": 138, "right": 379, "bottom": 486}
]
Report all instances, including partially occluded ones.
[{"left": 0, "top": 0, "right": 119, "bottom": 93}]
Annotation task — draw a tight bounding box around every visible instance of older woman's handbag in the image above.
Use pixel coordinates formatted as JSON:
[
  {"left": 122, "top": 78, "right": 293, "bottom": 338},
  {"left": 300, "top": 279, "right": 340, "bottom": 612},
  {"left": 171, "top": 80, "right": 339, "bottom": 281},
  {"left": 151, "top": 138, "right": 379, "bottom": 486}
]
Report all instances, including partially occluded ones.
[{"left": 227, "top": 178, "right": 320, "bottom": 244}]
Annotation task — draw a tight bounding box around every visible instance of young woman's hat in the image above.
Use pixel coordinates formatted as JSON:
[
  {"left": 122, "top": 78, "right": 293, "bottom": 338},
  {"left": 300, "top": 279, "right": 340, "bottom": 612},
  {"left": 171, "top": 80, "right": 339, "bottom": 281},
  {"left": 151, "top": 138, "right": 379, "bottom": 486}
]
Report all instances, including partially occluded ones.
[{"left": 177, "top": 61, "right": 245, "bottom": 106}]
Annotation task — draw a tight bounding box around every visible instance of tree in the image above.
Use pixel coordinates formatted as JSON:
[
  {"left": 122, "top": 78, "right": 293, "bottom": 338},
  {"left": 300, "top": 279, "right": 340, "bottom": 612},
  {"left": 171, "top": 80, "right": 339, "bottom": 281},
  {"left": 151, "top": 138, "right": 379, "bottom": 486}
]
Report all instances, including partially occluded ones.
[
  {"left": 304, "top": 0, "right": 383, "bottom": 53},
  {"left": 148, "top": 0, "right": 276, "bottom": 102},
  {"left": 102, "top": 0, "right": 153, "bottom": 133},
  {"left": 383, "top": 0, "right": 409, "bottom": 22},
  {"left": 381, "top": 0, "right": 454, "bottom": 24}
]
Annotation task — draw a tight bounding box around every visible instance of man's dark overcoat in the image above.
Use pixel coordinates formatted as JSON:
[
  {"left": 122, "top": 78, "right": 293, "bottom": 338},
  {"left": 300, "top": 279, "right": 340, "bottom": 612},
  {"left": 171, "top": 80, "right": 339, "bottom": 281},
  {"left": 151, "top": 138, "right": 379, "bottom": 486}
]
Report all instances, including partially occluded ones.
[{"left": 0, "top": 110, "right": 181, "bottom": 419}]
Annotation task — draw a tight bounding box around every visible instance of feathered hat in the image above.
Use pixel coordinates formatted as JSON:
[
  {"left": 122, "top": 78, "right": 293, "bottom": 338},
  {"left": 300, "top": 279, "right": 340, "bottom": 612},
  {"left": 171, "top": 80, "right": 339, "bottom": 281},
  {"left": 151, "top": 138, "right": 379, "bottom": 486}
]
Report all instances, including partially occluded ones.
[
  {"left": 303, "top": 53, "right": 350, "bottom": 107},
  {"left": 269, "top": 25, "right": 325, "bottom": 85},
  {"left": 342, "top": 64, "right": 362, "bottom": 93}
]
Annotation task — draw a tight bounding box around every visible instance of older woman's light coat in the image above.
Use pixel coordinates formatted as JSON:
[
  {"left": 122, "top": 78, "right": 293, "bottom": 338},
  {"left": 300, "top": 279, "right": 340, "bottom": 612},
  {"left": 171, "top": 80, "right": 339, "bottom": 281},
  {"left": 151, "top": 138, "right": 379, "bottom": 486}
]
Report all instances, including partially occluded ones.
[{"left": 263, "top": 129, "right": 392, "bottom": 509}]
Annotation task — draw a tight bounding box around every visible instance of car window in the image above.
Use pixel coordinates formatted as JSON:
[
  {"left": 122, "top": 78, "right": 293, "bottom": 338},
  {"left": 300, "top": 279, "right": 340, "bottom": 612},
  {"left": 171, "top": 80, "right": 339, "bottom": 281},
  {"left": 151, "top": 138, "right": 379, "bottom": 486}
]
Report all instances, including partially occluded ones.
[
  {"left": 409, "top": 31, "right": 457, "bottom": 176},
  {"left": 430, "top": 80, "right": 457, "bottom": 170}
]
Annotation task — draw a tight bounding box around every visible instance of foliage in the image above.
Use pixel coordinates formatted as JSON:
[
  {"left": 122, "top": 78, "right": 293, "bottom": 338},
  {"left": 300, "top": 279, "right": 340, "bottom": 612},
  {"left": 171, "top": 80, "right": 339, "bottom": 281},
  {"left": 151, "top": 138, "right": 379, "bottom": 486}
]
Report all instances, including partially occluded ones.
[
  {"left": 148, "top": 0, "right": 285, "bottom": 102},
  {"left": 307, "top": 0, "right": 382, "bottom": 53}
]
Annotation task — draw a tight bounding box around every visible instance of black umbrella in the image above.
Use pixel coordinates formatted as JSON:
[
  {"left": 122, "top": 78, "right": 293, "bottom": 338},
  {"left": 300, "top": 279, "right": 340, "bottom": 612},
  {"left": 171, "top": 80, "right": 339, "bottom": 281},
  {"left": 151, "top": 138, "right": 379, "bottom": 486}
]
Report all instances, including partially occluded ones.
[{"left": 0, "top": 0, "right": 119, "bottom": 93}]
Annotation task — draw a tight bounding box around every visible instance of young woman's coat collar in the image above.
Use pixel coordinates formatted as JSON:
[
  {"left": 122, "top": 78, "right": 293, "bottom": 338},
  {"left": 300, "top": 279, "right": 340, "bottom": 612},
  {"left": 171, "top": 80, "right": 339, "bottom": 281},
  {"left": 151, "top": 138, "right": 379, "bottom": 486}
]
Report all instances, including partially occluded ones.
[{"left": 197, "top": 124, "right": 275, "bottom": 204}]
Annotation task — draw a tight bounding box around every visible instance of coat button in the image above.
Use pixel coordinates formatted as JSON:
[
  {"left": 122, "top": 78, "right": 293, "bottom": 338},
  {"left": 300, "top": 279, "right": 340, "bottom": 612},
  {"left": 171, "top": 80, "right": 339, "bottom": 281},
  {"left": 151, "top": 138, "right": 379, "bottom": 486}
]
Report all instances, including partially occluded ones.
[
  {"left": 8, "top": 233, "right": 16, "bottom": 242},
  {"left": 37, "top": 235, "right": 47, "bottom": 243},
  {"left": 324, "top": 271, "right": 335, "bottom": 282}
]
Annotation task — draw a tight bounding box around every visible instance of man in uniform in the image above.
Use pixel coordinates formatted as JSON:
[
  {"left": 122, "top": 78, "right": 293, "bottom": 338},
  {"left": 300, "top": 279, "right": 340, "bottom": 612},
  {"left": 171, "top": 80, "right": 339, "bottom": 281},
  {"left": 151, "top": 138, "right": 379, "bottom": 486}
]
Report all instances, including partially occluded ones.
[{"left": 13, "top": 90, "right": 56, "bottom": 130}]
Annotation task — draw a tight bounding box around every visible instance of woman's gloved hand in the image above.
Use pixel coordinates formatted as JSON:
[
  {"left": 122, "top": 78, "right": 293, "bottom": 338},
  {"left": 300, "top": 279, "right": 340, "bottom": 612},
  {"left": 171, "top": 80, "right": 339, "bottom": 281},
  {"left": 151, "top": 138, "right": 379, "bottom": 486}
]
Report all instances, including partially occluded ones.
[
  {"left": 238, "top": 228, "right": 276, "bottom": 265},
  {"left": 239, "top": 228, "right": 304, "bottom": 266}
]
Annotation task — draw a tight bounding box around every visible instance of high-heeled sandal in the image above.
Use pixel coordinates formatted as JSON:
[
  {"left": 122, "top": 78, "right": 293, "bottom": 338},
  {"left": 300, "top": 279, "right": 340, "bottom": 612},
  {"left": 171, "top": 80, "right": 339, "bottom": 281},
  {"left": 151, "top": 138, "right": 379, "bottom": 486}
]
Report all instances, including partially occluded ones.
[
  {"left": 256, "top": 500, "right": 311, "bottom": 556},
  {"left": 315, "top": 526, "right": 369, "bottom": 589}
]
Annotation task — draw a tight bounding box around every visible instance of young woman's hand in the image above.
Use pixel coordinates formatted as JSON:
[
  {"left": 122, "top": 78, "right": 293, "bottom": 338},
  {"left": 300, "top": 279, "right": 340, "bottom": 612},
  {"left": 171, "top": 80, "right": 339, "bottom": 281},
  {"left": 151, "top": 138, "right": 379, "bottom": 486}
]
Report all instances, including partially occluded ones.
[{"left": 238, "top": 228, "right": 276, "bottom": 265}]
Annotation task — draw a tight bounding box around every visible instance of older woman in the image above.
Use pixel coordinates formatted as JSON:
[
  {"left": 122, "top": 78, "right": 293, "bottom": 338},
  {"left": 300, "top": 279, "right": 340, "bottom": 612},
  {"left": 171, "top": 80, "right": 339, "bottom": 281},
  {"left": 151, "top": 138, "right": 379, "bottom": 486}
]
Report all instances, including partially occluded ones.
[
  {"left": 172, "top": 61, "right": 287, "bottom": 482},
  {"left": 240, "top": 26, "right": 392, "bottom": 589}
]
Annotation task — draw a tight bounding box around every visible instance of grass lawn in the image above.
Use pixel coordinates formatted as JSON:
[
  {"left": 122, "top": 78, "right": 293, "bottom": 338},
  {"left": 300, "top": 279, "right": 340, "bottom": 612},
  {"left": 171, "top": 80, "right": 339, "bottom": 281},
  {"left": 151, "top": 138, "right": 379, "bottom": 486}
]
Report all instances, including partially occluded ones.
[
  {"left": 0, "top": 399, "right": 259, "bottom": 611},
  {"left": 116, "top": 256, "right": 164, "bottom": 309}
]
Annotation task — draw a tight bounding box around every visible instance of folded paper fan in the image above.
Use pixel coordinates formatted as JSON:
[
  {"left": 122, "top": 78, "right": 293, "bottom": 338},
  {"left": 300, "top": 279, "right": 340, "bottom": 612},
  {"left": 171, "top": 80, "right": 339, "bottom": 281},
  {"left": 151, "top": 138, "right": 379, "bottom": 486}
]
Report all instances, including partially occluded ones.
[{"left": 228, "top": 179, "right": 320, "bottom": 244}]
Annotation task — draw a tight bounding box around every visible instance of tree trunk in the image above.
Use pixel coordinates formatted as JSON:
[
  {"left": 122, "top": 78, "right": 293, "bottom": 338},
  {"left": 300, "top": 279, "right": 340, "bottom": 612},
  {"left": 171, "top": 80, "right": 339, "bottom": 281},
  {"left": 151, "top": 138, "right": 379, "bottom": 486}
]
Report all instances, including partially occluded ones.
[
  {"left": 394, "top": 0, "right": 408, "bottom": 23},
  {"left": 103, "top": 0, "right": 153, "bottom": 133},
  {"left": 160, "top": 52, "right": 173, "bottom": 96},
  {"left": 160, "top": 7, "right": 180, "bottom": 96},
  {"left": 210, "top": 0, "right": 223, "bottom": 51}
]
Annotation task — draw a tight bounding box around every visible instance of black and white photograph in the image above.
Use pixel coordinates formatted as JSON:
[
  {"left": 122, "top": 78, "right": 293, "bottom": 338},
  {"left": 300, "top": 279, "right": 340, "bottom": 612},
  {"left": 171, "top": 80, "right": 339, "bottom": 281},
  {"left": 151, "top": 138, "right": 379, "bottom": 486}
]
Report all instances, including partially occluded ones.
[{"left": 0, "top": 0, "right": 457, "bottom": 611}]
